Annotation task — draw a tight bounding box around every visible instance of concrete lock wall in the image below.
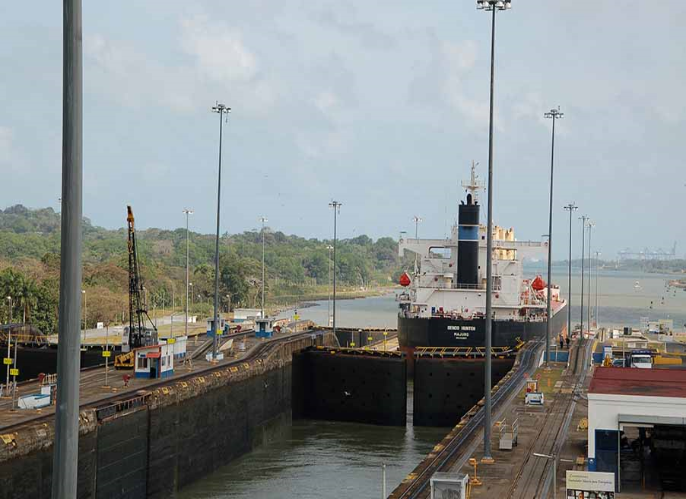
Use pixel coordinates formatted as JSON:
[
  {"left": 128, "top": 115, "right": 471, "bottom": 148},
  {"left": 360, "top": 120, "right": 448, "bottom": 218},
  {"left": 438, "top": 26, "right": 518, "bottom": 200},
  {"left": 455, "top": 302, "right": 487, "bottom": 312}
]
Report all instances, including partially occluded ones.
[
  {"left": 293, "top": 350, "right": 407, "bottom": 426},
  {"left": 0, "top": 334, "right": 327, "bottom": 499},
  {"left": 413, "top": 357, "right": 515, "bottom": 427}
]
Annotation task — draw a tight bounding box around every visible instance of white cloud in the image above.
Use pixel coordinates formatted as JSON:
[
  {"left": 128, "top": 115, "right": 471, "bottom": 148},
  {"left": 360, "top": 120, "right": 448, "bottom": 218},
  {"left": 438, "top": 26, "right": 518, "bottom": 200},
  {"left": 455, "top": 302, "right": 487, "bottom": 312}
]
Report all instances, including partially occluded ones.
[{"left": 180, "top": 15, "right": 258, "bottom": 83}]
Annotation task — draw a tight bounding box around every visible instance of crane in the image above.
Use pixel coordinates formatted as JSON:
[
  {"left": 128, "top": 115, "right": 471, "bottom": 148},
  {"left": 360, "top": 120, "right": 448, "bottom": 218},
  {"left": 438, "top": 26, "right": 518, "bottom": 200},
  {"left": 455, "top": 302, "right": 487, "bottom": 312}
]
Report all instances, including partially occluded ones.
[{"left": 115, "top": 205, "right": 158, "bottom": 368}]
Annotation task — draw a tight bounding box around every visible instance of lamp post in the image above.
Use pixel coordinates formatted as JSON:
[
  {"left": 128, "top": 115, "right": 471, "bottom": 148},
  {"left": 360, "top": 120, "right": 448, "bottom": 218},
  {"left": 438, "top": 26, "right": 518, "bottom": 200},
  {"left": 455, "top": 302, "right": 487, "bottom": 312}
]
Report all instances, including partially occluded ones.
[
  {"left": 587, "top": 221, "right": 595, "bottom": 333},
  {"left": 563, "top": 204, "right": 577, "bottom": 341},
  {"left": 183, "top": 209, "right": 193, "bottom": 339},
  {"left": 329, "top": 201, "right": 342, "bottom": 335},
  {"left": 579, "top": 215, "right": 589, "bottom": 336},
  {"left": 411, "top": 215, "right": 422, "bottom": 273},
  {"left": 211, "top": 102, "right": 231, "bottom": 361},
  {"left": 544, "top": 107, "right": 563, "bottom": 367},
  {"left": 52, "top": 1, "right": 84, "bottom": 494},
  {"left": 476, "top": 0, "right": 511, "bottom": 464},
  {"left": 326, "top": 245, "right": 333, "bottom": 327},
  {"left": 5, "top": 296, "right": 11, "bottom": 396},
  {"left": 595, "top": 251, "right": 601, "bottom": 329},
  {"left": 259, "top": 216, "right": 268, "bottom": 319},
  {"left": 532, "top": 452, "right": 575, "bottom": 499}
]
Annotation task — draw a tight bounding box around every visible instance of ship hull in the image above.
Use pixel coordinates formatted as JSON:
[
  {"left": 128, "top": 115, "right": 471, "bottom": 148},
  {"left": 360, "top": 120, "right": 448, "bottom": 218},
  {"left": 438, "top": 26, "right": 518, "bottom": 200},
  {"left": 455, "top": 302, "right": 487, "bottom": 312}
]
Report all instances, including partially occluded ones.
[{"left": 398, "top": 302, "right": 568, "bottom": 349}]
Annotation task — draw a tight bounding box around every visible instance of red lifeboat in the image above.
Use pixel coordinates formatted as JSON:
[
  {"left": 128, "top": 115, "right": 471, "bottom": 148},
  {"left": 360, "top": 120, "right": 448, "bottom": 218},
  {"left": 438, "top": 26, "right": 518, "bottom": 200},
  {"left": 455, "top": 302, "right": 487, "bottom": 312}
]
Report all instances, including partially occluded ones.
[
  {"left": 531, "top": 275, "right": 546, "bottom": 291},
  {"left": 399, "top": 272, "right": 411, "bottom": 287}
]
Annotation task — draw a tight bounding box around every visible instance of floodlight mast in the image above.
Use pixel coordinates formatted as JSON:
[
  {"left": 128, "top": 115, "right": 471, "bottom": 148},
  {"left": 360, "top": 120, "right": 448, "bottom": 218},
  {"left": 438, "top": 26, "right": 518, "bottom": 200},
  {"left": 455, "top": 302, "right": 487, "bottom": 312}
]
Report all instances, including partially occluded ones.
[{"left": 476, "top": 0, "right": 511, "bottom": 464}]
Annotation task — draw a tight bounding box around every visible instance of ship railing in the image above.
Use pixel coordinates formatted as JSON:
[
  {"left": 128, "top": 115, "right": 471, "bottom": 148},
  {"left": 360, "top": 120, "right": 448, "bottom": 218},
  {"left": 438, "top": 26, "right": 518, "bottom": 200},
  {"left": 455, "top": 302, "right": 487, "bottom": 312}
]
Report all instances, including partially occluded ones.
[{"left": 414, "top": 345, "right": 517, "bottom": 358}]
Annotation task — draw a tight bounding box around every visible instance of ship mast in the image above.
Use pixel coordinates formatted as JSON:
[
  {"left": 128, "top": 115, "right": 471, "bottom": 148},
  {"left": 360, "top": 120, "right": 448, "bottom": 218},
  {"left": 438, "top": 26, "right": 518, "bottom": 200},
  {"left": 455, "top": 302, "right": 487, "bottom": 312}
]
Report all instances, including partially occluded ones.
[{"left": 461, "top": 161, "right": 485, "bottom": 203}]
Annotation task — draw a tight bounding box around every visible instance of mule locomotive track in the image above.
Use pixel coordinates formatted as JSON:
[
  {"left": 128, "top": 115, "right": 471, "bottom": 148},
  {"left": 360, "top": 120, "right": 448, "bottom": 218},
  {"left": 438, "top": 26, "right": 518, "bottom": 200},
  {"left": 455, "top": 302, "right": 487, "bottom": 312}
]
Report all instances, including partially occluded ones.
[
  {"left": 391, "top": 341, "right": 542, "bottom": 499},
  {"left": 0, "top": 329, "right": 322, "bottom": 435}
]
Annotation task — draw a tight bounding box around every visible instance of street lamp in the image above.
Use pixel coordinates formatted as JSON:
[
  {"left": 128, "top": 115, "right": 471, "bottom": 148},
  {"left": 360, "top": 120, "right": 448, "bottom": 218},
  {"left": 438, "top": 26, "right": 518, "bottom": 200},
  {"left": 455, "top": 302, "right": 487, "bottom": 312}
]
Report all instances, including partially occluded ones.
[
  {"left": 563, "top": 203, "right": 578, "bottom": 342},
  {"left": 326, "top": 245, "right": 333, "bottom": 327},
  {"left": 329, "top": 201, "right": 342, "bottom": 335},
  {"left": 210, "top": 102, "right": 231, "bottom": 361},
  {"left": 532, "top": 452, "right": 575, "bottom": 499},
  {"left": 544, "top": 107, "right": 563, "bottom": 367},
  {"left": 5, "top": 296, "right": 11, "bottom": 396},
  {"left": 259, "top": 216, "right": 268, "bottom": 319},
  {"left": 477, "top": 0, "right": 512, "bottom": 465},
  {"left": 587, "top": 221, "right": 595, "bottom": 333},
  {"left": 579, "top": 215, "right": 589, "bottom": 336},
  {"left": 183, "top": 209, "right": 193, "bottom": 339},
  {"left": 595, "top": 251, "right": 601, "bottom": 329}
]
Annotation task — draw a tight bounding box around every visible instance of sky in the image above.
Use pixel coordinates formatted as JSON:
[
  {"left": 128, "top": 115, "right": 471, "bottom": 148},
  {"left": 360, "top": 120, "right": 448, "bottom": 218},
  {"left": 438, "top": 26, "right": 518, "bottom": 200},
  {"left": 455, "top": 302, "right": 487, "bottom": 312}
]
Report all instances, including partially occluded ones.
[{"left": 1, "top": 1, "right": 685, "bottom": 260}]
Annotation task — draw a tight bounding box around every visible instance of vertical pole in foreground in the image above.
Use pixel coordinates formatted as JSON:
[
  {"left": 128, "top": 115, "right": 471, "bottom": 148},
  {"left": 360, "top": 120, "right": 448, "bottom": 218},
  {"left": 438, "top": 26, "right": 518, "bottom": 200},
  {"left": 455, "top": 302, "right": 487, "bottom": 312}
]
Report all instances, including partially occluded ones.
[
  {"left": 544, "top": 108, "right": 563, "bottom": 367},
  {"left": 210, "top": 103, "right": 230, "bottom": 360},
  {"left": 564, "top": 204, "right": 577, "bottom": 342},
  {"left": 579, "top": 216, "right": 588, "bottom": 337},
  {"left": 183, "top": 209, "right": 193, "bottom": 339},
  {"left": 52, "top": 1, "right": 83, "bottom": 496},
  {"left": 329, "top": 201, "right": 341, "bottom": 335},
  {"left": 478, "top": 0, "right": 512, "bottom": 463},
  {"left": 587, "top": 223, "right": 594, "bottom": 332}
]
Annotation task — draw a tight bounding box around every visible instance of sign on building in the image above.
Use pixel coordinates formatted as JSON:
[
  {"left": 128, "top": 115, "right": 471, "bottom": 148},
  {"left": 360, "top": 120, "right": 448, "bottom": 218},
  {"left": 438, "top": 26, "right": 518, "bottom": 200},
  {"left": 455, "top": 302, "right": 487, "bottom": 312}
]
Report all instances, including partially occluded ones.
[{"left": 566, "top": 471, "right": 615, "bottom": 498}]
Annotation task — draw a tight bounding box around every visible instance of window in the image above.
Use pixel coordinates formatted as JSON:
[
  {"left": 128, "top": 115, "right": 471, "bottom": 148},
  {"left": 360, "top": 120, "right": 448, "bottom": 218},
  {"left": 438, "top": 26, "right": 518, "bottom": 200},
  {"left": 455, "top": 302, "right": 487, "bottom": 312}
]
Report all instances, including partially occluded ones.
[
  {"left": 137, "top": 356, "right": 147, "bottom": 369},
  {"left": 161, "top": 356, "right": 166, "bottom": 367},
  {"left": 429, "top": 247, "right": 452, "bottom": 259}
]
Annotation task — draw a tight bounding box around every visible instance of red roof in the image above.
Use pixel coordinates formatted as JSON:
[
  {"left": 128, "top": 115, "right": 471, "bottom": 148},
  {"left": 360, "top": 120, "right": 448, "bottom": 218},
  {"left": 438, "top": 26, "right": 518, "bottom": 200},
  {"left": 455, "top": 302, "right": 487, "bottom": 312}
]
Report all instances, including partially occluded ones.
[{"left": 589, "top": 367, "right": 686, "bottom": 399}]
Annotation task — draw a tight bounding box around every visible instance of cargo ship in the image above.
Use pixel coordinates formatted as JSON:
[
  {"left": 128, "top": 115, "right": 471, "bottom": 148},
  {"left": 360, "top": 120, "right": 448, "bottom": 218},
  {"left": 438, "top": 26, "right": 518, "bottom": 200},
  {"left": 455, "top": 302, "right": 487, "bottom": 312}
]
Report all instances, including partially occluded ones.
[{"left": 397, "top": 165, "right": 567, "bottom": 355}]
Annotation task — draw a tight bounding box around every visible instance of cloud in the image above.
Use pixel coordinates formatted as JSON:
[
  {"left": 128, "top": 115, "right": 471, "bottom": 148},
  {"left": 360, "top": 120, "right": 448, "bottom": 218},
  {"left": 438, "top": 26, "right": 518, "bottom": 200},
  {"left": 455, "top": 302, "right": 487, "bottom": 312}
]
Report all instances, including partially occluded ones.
[
  {"left": 180, "top": 15, "right": 258, "bottom": 83},
  {"left": 84, "top": 16, "right": 275, "bottom": 115}
]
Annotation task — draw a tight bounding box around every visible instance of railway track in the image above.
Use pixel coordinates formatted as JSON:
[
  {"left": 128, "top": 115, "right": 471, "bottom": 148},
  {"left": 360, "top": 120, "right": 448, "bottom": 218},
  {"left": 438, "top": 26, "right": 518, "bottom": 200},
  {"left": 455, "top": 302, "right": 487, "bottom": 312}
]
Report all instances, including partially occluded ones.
[
  {"left": 392, "top": 340, "right": 542, "bottom": 499},
  {"left": 508, "top": 337, "right": 591, "bottom": 499},
  {"left": 0, "top": 329, "right": 320, "bottom": 435}
]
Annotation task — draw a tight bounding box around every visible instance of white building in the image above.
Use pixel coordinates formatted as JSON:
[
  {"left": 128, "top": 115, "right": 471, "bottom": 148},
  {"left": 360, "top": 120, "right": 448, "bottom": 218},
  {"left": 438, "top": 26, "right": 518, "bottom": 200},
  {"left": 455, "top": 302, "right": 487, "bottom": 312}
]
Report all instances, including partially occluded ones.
[{"left": 587, "top": 367, "right": 686, "bottom": 492}]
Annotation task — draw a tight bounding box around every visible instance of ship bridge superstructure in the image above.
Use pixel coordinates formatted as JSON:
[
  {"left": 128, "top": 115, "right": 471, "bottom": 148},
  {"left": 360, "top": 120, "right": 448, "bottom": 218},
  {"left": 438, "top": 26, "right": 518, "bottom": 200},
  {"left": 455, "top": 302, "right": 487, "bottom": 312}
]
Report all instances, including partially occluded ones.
[{"left": 398, "top": 199, "right": 560, "bottom": 322}]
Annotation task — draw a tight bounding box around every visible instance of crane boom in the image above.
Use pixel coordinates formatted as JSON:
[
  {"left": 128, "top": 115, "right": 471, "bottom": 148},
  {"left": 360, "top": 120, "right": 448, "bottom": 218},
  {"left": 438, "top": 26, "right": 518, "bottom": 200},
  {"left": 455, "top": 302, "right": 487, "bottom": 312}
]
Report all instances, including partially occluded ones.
[{"left": 122, "top": 205, "right": 157, "bottom": 352}]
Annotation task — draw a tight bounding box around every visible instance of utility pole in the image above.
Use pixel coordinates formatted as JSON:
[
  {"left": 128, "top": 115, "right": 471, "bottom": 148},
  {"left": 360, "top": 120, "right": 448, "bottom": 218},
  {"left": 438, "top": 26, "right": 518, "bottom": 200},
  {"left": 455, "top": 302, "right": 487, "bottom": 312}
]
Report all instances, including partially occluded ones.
[
  {"left": 259, "top": 216, "right": 268, "bottom": 319},
  {"left": 210, "top": 102, "right": 231, "bottom": 361},
  {"left": 579, "top": 215, "right": 589, "bottom": 337},
  {"left": 563, "top": 203, "right": 578, "bottom": 341},
  {"left": 327, "top": 245, "right": 333, "bottom": 327},
  {"left": 52, "top": 0, "right": 83, "bottom": 496},
  {"left": 329, "top": 201, "right": 342, "bottom": 335},
  {"left": 595, "top": 251, "right": 601, "bottom": 329},
  {"left": 477, "top": 0, "right": 511, "bottom": 464},
  {"left": 183, "top": 209, "right": 193, "bottom": 339},
  {"left": 587, "top": 221, "right": 594, "bottom": 332},
  {"left": 5, "top": 296, "right": 11, "bottom": 397},
  {"left": 544, "top": 107, "right": 563, "bottom": 367}
]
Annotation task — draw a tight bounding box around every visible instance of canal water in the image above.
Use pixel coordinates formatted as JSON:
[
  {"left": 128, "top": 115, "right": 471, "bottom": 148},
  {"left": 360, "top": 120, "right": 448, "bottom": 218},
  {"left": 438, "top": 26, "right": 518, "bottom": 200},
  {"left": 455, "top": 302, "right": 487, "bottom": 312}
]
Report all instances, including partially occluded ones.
[{"left": 180, "top": 268, "right": 685, "bottom": 498}]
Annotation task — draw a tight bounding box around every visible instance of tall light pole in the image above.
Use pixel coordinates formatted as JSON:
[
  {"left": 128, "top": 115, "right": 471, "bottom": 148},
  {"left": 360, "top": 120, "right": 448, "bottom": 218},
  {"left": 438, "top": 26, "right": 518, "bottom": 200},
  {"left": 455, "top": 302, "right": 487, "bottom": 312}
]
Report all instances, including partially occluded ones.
[
  {"left": 563, "top": 203, "right": 578, "bottom": 340},
  {"left": 183, "top": 209, "right": 193, "bottom": 339},
  {"left": 53, "top": 1, "right": 83, "bottom": 495},
  {"left": 587, "top": 221, "right": 594, "bottom": 332},
  {"left": 579, "top": 215, "right": 589, "bottom": 336},
  {"left": 329, "top": 201, "right": 342, "bottom": 335},
  {"left": 477, "top": 0, "right": 511, "bottom": 465},
  {"left": 412, "top": 215, "right": 422, "bottom": 239},
  {"left": 326, "top": 245, "right": 333, "bottom": 326},
  {"left": 259, "top": 216, "right": 268, "bottom": 319},
  {"left": 5, "top": 296, "right": 11, "bottom": 396},
  {"left": 543, "top": 107, "right": 563, "bottom": 366},
  {"left": 595, "top": 251, "right": 601, "bottom": 330},
  {"left": 210, "top": 102, "right": 231, "bottom": 361}
]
